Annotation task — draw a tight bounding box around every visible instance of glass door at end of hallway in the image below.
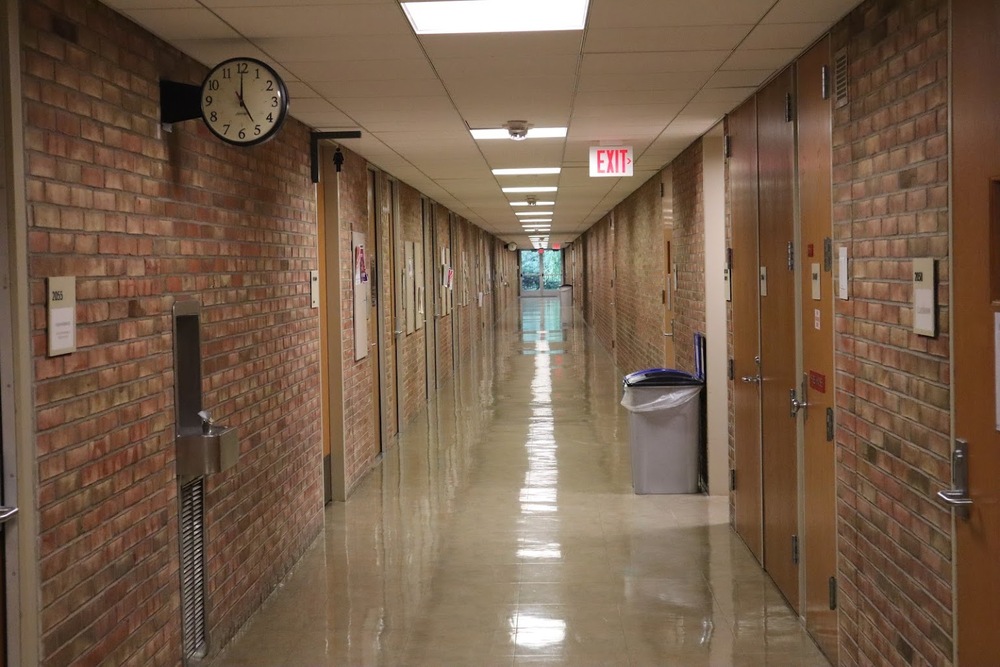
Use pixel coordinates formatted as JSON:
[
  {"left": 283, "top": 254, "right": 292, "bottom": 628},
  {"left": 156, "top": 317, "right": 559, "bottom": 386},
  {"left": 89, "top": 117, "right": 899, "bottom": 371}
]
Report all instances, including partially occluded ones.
[{"left": 520, "top": 249, "right": 563, "bottom": 297}]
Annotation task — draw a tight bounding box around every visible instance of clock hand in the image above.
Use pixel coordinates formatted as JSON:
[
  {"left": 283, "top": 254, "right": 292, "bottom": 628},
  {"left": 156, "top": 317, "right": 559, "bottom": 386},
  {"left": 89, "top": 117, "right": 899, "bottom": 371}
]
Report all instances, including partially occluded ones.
[{"left": 235, "top": 76, "right": 256, "bottom": 122}]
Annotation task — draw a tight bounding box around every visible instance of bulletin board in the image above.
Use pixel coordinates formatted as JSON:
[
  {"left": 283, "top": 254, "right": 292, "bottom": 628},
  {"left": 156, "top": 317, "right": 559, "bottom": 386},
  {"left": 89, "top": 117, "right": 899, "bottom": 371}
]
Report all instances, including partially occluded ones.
[
  {"left": 404, "top": 242, "right": 416, "bottom": 335},
  {"left": 352, "top": 231, "right": 369, "bottom": 361},
  {"left": 414, "top": 242, "right": 425, "bottom": 330}
]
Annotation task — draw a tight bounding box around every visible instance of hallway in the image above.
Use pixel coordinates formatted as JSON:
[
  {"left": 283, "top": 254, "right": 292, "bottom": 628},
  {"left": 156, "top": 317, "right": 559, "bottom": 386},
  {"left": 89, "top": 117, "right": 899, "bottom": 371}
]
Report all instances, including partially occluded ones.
[{"left": 208, "top": 299, "right": 828, "bottom": 667}]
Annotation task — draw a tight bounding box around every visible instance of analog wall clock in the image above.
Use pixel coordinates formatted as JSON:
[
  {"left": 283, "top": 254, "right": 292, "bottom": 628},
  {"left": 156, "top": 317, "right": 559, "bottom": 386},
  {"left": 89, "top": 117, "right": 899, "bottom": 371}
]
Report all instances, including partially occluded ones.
[{"left": 200, "top": 57, "right": 289, "bottom": 146}]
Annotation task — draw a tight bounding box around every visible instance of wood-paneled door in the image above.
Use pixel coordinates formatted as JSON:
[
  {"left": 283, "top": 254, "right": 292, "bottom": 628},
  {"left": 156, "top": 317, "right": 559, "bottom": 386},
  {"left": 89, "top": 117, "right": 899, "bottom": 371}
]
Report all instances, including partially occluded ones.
[
  {"left": 951, "top": 0, "right": 1000, "bottom": 661},
  {"left": 728, "top": 97, "right": 764, "bottom": 563},
  {"left": 757, "top": 66, "right": 799, "bottom": 611},
  {"left": 797, "top": 37, "right": 838, "bottom": 660},
  {"left": 367, "top": 170, "right": 383, "bottom": 455},
  {"left": 662, "top": 167, "right": 676, "bottom": 366}
]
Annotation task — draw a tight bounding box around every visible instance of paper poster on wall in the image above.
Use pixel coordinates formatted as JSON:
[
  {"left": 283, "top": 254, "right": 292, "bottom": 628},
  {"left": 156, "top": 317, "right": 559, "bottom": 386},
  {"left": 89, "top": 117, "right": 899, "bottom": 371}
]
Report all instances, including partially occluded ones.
[
  {"left": 415, "top": 242, "right": 425, "bottom": 330},
  {"left": 47, "top": 276, "right": 77, "bottom": 357},
  {"left": 352, "top": 232, "right": 369, "bottom": 361},
  {"left": 405, "top": 242, "right": 416, "bottom": 335}
]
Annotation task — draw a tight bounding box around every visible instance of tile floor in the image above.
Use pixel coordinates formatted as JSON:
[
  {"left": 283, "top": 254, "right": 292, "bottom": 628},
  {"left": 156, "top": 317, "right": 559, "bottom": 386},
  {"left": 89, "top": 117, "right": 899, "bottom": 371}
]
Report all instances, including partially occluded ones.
[{"left": 208, "top": 298, "right": 831, "bottom": 666}]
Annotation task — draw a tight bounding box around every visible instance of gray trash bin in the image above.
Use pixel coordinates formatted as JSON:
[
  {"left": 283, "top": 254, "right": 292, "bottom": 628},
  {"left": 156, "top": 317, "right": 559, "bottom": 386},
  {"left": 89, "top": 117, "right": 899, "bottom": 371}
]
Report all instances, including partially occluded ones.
[
  {"left": 559, "top": 284, "right": 572, "bottom": 325},
  {"left": 621, "top": 368, "right": 703, "bottom": 494}
]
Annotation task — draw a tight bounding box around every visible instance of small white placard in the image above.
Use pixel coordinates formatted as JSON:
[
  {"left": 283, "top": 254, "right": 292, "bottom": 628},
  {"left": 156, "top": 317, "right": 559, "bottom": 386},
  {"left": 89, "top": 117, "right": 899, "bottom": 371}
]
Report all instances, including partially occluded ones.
[
  {"left": 759, "top": 266, "right": 768, "bottom": 297},
  {"left": 811, "top": 263, "right": 821, "bottom": 300},
  {"left": 912, "top": 258, "right": 936, "bottom": 337},
  {"left": 838, "top": 247, "right": 849, "bottom": 300},
  {"left": 814, "top": 308, "right": 821, "bottom": 330},
  {"left": 310, "top": 270, "right": 319, "bottom": 308},
  {"left": 48, "top": 276, "right": 77, "bottom": 356},
  {"left": 723, "top": 268, "right": 732, "bottom": 302}
]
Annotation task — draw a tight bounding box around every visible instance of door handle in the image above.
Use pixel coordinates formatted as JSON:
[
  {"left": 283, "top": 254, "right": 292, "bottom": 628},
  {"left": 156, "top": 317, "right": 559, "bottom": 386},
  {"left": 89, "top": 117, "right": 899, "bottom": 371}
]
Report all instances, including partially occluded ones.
[
  {"left": 663, "top": 332, "right": 673, "bottom": 338},
  {"left": 937, "top": 439, "right": 972, "bottom": 519},
  {"left": 0, "top": 506, "right": 18, "bottom": 524},
  {"left": 790, "top": 389, "right": 809, "bottom": 416},
  {"left": 741, "top": 375, "right": 761, "bottom": 384}
]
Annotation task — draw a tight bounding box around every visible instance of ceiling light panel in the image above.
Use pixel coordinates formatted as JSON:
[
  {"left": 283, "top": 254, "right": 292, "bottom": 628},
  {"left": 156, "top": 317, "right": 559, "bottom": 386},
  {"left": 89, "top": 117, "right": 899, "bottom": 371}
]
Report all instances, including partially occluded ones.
[
  {"left": 493, "top": 168, "right": 561, "bottom": 176},
  {"left": 502, "top": 187, "right": 558, "bottom": 193},
  {"left": 471, "top": 128, "right": 568, "bottom": 140},
  {"left": 402, "top": 0, "right": 589, "bottom": 35},
  {"left": 511, "top": 201, "right": 555, "bottom": 207}
]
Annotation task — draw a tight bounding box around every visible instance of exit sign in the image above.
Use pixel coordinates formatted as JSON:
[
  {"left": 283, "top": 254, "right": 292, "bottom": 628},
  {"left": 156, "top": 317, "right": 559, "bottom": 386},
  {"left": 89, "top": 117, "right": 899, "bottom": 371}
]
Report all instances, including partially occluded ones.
[{"left": 589, "top": 145, "right": 633, "bottom": 177}]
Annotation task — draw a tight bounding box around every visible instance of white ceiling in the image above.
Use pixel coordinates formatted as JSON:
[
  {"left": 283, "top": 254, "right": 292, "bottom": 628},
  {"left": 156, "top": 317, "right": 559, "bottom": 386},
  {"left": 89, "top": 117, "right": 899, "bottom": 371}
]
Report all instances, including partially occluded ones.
[{"left": 100, "top": 0, "right": 859, "bottom": 247}]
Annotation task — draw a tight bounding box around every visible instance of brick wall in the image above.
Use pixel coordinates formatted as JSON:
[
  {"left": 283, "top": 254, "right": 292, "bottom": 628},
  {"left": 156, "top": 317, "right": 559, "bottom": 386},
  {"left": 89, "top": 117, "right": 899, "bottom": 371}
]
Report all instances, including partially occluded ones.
[
  {"left": 22, "top": 0, "right": 323, "bottom": 663},
  {"left": 831, "top": 0, "right": 953, "bottom": 664},
  {"left": 332, "top": 148, "right": 378, "bottom": 493},
  {"left": 611, "top": 173, "right": 665, "bottom": 375},
  {"left": 582, "top": 216, "right": 615, "bottom": 357},
  {"left": 396, "top": 182, "right": 427, "bottom": 425},
  {"left": 672, "top": 140, "right": 706, "bottom": 374},
  {"left": 433, "top": 204, "right": 454, "bottom": 386}
]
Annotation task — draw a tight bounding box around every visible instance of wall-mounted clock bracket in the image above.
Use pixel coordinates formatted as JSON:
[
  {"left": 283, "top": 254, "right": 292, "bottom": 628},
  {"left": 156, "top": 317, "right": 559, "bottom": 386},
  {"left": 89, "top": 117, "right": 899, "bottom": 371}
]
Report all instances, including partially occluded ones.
[
  {"left": 160, "top": 79, "right": 202, "bottom": 129},
  {"left": 311, "top": 130, "right": 362, "bottom": 183}
]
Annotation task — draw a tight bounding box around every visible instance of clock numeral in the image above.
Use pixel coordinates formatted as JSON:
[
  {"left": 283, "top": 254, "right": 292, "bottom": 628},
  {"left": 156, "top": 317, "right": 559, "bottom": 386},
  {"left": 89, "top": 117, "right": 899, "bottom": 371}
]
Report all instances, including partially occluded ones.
[
  {"left": 210, "top": 111, "right": 218, "bottom": 122},
  {"left": 254, "top": 125, "right": 261, "bottom": 136},
  {"left": 204, "top": 95, "right": 213, "bottom": 107},
  {"left": 237, "top": 62, "right": 249, "bottom": 74},
  {"left": 266, "top": 80, "right": 274, "bottom": 91},
  {"left": 223, "top": 124, "right": 230, "bottom": 135},
  {"left": 271, "top": 97, "right": 279, "bottom": 108},
  {"left": 222, "top": 68, "right": 231, "bottom": 79},
  {"left": 254, "top": 68, "right": 261, "bottom": 80},
  {"left": 238, "top": 128, "right": 247, "bottom": 140},
  {"left": 208, "top": 79, "right": 220, "bottom": 91},
  {"left": 266, "top": 113, "right": 273, "bottom": 123}
]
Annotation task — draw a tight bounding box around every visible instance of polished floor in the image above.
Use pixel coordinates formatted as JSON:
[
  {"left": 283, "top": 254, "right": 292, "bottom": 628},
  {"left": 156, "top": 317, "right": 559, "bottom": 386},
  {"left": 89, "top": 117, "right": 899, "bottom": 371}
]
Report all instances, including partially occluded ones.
[{"left": 209, "top": 298, "right": 830, "bottom": 667}]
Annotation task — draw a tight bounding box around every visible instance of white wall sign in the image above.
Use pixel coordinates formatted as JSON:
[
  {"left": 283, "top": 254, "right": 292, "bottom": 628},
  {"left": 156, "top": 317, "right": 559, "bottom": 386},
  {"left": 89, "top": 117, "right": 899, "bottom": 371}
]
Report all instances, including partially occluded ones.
[
  {"left": 48, "top": 276, "right": 76, "bottom": 357},
  {"left": 589, "top": 145, "right": 634, "bottom": 177}
]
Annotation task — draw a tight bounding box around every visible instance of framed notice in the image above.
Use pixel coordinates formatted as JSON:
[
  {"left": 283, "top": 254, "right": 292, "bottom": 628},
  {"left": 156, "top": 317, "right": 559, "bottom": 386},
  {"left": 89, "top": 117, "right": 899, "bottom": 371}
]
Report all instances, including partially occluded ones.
[
  {"left": 415, "top": 242, "right": 425, "bottom": 330},
  {"left": 352, "top": 232, "right": 369, "bottom": 360},
  {"left": 404, "top": 242, "right": 416, "bottom": 335}
]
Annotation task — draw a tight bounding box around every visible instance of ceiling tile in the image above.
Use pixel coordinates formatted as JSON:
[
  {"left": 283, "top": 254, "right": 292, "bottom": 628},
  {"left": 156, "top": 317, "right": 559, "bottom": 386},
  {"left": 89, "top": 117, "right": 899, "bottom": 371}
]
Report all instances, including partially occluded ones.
[
  {"left": 284, "top": 59, "right": 435, "bottom": 82},
  {"left": 581, "top": 51, "right": 729, "bottom": 75},
  {"left": 214, "top": 5, "right": 409, "bottom": 38},
  {"left": 589, "top": 0, "right": 777, "bottom": 28},
  {"left": 118, "top": 8, "right": 239, "bottom": 40},
  {"left": 577, "top": 71, "right": 709, "bottom": 92},
  {"left": 419, "top": 32, "right": 585, "bottom": 59},
  {"left": 762, "top": 0, "right": 860, "bottom": 24},
  {"left": 256, "top": 35, "right": 424, "bottom": 61},
  {"left": 741, "top": 22, "right": 832, "bottom": 49},
  {"left": 722, "top": 48, "right": 802, "bottom": 71},
  {"left": 705, "top": 70, "right": 774, "bottom": 88},
  {"left": 584, "top": 25, "right": 752, "bottom": 53}
]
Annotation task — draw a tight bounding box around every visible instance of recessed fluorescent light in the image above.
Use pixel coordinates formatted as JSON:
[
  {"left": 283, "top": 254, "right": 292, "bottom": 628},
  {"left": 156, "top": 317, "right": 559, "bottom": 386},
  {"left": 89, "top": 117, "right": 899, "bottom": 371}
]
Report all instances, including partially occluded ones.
[
  {"left": 520, "top": 219, "right": 552, "bottom": 224},
  {"left": 515, "top": 211, "right": 554, "bottom": 216},
  {"left": 511, "top": 201, "right": 555, "bottom": 207},
  {"left": 502, "top": 187, "right": 558, "bottom": 193},
  {"left": 492, "top": 167, "right": 561, "bottom": 176},
  {"left": 402, "top": 0, "right": 588, "bottom": 35},
  {"left": 471, "top": 128, "right": 568, "bottom": 140}
]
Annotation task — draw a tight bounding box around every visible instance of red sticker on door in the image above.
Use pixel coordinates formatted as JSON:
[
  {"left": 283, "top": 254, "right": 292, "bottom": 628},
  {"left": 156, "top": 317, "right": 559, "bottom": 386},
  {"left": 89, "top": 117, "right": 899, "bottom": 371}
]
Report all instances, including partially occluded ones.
[{"left": 809, "top": 371, "right": 826, "bottom": 393}]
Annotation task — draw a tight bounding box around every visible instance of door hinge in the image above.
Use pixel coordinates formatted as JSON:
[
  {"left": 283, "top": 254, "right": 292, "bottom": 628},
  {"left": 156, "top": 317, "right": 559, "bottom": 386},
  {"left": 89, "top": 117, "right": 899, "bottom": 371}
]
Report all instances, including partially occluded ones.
[
  {"left": 792, "top": 534, "right": 800, "bottom": 564},
  {"left": 723, "top": 134, "right": 732, "bottom": 158},
  {"left": 726, "top": 247, "right": 733, "bottom": 270},
  {"left": 662, "top": 289, "right": 666, "bottom": 305},
  {"left": 729, "top": 469, "right": 736, "bottom": 491},
  {"left": 728, "top": 358, "right": 735, "bottom": 381},
  {"left": 826, "top": 407, "right": 835, "bottom": 442},
  {"left": 829, "top": 576, "right": 838, "bottom": 610},
  {"left": 821, "top": 65, "right": 830, "bottom": 100},
  {"left": 785, "top": 92, "right": 794, "bottom": 122},
  {"left": 823, "top": 237, "right": 833, "bottom": 272},
  {"left": 787, "top": 241, "right": 794, "bottom": 271},
  {"left": 660, "top": 182, "right": 665, "bottom": 197}
]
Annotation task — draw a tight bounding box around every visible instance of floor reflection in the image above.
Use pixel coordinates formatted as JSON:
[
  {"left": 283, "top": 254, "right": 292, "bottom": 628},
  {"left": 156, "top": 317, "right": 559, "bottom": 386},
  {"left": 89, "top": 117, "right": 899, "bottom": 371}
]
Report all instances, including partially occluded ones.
[{"left": 209, "top": 297, "right": 829, "bottom": 667}]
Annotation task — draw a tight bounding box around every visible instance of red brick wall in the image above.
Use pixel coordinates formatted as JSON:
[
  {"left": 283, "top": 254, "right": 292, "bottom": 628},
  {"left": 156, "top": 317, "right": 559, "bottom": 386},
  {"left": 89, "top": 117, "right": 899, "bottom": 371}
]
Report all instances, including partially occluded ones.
[
  {"left": 22, "top": 0, "right": 323, "bottom": 663},
  {"left": 582, "top": 216, "right": 615, "bottom": 357},
  {"left": 672, "top": 140, "right": 706, "bottom": 374},
  {"left": 396, "top": 182, "right": 427, "bottom": 425},
  {"left": 335, "top": 149, "right": 378, "bottom": 492},
  {"left": 433, "top": 204, "right": 454, "bottom": 386},
  {"left": 611, "top": 173, "right": 665, "bottom": 374},
  {"left": 831, "top": 0, "right": 953, "bottom": 664}
]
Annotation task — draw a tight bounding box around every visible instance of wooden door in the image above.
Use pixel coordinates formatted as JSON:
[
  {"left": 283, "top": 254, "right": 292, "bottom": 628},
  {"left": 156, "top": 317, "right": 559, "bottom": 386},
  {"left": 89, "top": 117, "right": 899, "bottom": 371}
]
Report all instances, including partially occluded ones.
[
  {"left": 797, "top": 37, "right": 838, "bottom": 660},
  {"left": 728, "top": 97, "right": 764, "bottom": 562},
  {"left": 952, "top": 0, "right": 1000, "bottom": 661},
  {"left": 662, "top": 167, "right": 676, "bottom": 366},
  {"left": 422, "top": 199, "right": 438, "bottom": 394},
  {"left": 367, "top": 170, "right": 382, "bottom": 455},
  {"left": 757, "top": 66, "right": 799, "bottom": 611}
]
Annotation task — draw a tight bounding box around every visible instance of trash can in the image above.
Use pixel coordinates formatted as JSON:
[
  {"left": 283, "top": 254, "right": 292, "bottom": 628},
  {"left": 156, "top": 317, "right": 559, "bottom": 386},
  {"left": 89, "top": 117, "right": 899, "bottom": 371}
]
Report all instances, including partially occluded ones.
[
  {"left": 559, "top": 284, "right": 573, "bottom": 325},
  {"left": 621, "top": 368, "right": 703, "bottom": 494}
]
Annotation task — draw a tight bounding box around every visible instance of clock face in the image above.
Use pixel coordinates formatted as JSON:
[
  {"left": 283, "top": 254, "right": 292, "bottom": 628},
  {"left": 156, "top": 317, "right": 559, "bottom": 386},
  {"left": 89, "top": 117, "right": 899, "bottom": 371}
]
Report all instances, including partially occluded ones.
[{"left": 200, "top": 58, "right": 288, "bottom": 146}]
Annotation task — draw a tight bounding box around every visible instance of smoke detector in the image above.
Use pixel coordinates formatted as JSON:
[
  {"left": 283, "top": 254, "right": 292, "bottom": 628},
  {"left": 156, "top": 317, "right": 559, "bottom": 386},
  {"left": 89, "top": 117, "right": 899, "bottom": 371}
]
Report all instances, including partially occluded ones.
[
  {"left": 526, "top": 195, "right": 537, "bottom": 206},
  {"left": 504, "top": 120, "right": 531, "bottom": 141}
]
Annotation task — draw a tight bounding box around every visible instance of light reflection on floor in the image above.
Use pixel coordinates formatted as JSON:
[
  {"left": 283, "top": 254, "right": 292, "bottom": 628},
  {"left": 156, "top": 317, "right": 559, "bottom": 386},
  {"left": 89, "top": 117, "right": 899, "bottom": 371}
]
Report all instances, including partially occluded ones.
[{"left": 209, "top": 297, "right": 830, "bottom": 667}]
